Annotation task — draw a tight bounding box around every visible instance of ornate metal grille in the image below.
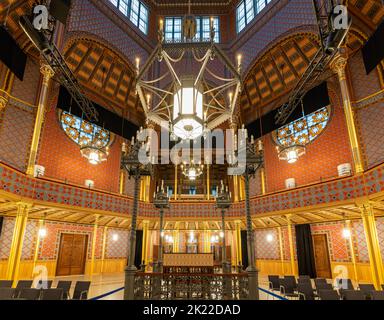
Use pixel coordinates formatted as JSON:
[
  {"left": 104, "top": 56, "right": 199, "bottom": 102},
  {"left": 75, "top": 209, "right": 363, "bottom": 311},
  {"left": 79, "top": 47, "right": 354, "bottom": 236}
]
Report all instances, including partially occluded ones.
[{"left": 134, "top": 273, "right": 249, "bottom": 300}]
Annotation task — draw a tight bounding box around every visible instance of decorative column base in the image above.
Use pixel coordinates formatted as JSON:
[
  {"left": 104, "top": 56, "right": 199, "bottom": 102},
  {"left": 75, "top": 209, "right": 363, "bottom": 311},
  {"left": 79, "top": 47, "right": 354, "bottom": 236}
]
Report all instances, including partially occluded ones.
[
  {"left": 124, "top": 266, "right": 138, "bottom": 300},
  {"left": 247, "top": 267, "right": 260, "bottom": 300}
]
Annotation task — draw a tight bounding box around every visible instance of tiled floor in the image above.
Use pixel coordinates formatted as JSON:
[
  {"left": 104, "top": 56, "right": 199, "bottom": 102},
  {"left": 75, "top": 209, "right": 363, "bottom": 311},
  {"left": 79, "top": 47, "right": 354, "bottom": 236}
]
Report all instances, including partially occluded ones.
[{"left": 49, "top": 273, "right": 281, "bottom": 300}]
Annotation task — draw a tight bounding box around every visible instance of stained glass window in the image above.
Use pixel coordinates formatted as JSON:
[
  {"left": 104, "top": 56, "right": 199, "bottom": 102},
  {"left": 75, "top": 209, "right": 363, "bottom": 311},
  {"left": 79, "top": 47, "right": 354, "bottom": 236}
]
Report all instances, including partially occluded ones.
[
  {"left": 275, "top": 107, "right": 330, "bottom": 147},
  {"left": 60, "top": 111, "right": 111, "bottom": 147}
]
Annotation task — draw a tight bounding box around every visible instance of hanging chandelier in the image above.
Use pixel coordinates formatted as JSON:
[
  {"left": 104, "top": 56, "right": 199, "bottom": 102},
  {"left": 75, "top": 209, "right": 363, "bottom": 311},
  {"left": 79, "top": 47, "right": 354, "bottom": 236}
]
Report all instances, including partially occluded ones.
[
  {"left": 181, "top": 159, "right": 204, "bottom": 181},
  {"left": 135, "top": 10, "right": 242, "bottom": 141},
  {"left": 277, "top": 144, "right": 306, "bottom": 164},
  {"left": 80, "top": 132, "right": 110, "bottom": 165}
]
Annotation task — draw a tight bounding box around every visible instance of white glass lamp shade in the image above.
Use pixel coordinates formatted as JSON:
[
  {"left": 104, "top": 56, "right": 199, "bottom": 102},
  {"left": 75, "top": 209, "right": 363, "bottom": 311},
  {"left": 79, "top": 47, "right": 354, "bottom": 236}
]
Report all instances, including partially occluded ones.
[
  {"left": 287, "top": 150, "right": 299, "bottom": 164},
  {"left": 173, "top": 86, "right": 204, "bottom": 140},
  {"left": 39, "top": 227, "right": 47, "bottom": 238},
  {"left": 342, "top": 228, "right": 351, "bottom": 239},
  {"left": 112, "top": 233, "right": 119, "bottom": 242},
  {"left": 266, "top": 234, "right": 274, "bottom": 243}
]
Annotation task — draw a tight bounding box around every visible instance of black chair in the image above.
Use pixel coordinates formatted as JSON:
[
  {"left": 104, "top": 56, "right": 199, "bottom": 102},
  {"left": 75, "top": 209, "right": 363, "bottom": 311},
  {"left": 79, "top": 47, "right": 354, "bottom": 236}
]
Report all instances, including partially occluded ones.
[
  {"left": 315, "top": 282, "right": 333, "bottom": 292},
  {"left": 0, "top": 288, "right": 16, "bottom": 300},
  {"left": 72, "top": 281, "right": 91, "bottom": 300},
  {"left": 298, "top": 275, "right": 311, "bottom": 281},
  {"left": 371, "top": 291, "right": 384, "bottom": 301},
  {"left": 268, "top": 275, "right": 280, "bottom": 292},
  {"left": 18, "top": 288, "right": 41, "bottom": 300},
  {"left": 318, "top": 289, "right": 340, "bottom": 300},
  {"left": 15, "top": 280, "right": 33, "bottom": 297},
  {"left": 56, "top": 281, "right": 72, "bottom": 300},
  {"left": 41, "top": 288, "right": 64, "bottom": 300},
  {"left": 382, "top": 285, "right": 384, "bottom": 291},
  {"left": 297, "top": 283, "right": 315, "bottom": 300},
  {"left": 343, "top": 290, "right": 365, "bottom": 300},
  {"left": 36, "top": 280, "right": 53, "bottom": 289},
  {"left": 0, "top": 280, "right": 13, "bottom": 288},
  {"left": 284, "top": 276, "right": 298, "bottom": 291},
  {"left": 359, "top": 284, "right": 375, "bottom": 299},
  {"left": 298, "top": 277, "right": 312, "bottom": 285},
  {"left": 314, "top": 278, "right": 327, "bottom": 286},
  {"left": 280, "top": 278, "right": 299, "bottom": 299}
]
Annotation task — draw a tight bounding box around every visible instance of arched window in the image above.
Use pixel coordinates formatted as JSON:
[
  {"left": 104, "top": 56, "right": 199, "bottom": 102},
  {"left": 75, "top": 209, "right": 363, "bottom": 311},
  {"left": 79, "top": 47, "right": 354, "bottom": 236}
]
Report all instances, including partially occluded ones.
[
  {"left": 274, "top": 107, "right": 330, "bottom": 147},
  {"left": 60, "top": 111, "right": 111, "bottom": 147}
]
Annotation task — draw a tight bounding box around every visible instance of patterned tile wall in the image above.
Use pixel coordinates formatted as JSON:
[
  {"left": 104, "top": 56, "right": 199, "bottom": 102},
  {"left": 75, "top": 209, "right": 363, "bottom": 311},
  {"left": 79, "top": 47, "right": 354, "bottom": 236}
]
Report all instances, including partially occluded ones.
[
  {"left": 352, "top": 220, "right": 370, "bottom": 263},
  {"left": 254, "top": 228, "right": 280, "bottom": 260},
  {"left": 0, "top": 58, "right": 39, "bottom": 171},
  {"left": 350, "top": 51, "right": 384, "bottom": 170},
  {"left": 0, "top": 217, "right": 15, "bottom": 260},
  {"left": 105, "top": 228, "right": 129, "bottom": 259},
  {"left": 376, "top": 217, "right": 384, "bottom": 262}
]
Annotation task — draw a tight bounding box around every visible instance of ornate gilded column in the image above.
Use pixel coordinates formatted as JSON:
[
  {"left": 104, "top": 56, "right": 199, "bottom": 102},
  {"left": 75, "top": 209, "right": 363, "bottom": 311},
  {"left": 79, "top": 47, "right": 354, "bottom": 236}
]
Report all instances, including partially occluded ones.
[
  {"left": 286, "top": 215, "right": 296, "bottom": 276},
  {"left": 141, "top": 220, "right": 149, "bottom": 269},
  {"left": 119, "top": 170, "right": 125, "bottom": 195},
  {"left": 235, "top": 220, "right": 242, "bottom": 268},
  {"left": 26, "top": 64, "right": 55, "bottom": 176},
  {"left": 100, "top": 226, "right": 108, "bottom": 274},
  {"left": 89, "top": 215, "right": 100, "bottom": 276},
  {"left": 6, "top": 202, "right": 32, "bottom": 283},
  {"left": 330, "top": 51, "right": 364, "bottom": 174},
  {"left": 358, "top": 203, "right": 384, "bottom": 289},
  {"left": 173, "top": 226, "right": 179, "bottom": 253},
  {"left": 260, "top": 168, "right": 266, "bottom": 195}
]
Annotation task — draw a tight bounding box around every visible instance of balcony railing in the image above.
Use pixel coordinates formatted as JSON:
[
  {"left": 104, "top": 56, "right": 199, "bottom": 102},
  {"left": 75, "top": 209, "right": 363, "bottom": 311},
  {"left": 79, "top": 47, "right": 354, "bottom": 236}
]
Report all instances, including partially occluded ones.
[{"left": 134, "top": 272, "right": 249, "bottom": 300}]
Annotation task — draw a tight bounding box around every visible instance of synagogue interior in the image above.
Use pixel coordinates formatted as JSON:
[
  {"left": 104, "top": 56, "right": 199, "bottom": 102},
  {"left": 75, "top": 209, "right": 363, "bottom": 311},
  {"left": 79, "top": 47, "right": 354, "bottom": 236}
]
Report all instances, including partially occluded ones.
[{"left": 0, "top": 0, "right": 384, "bottom": 301}]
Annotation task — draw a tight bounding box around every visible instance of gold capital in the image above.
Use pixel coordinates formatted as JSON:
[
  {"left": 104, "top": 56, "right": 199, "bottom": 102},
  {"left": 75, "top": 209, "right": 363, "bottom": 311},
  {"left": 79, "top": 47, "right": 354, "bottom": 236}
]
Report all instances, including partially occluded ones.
[
  {"left": 330, "top": 54, "right": 348, "bottom": 80},
  {"left": 40, "top": 64, "right": 55, "bottom": 85}
]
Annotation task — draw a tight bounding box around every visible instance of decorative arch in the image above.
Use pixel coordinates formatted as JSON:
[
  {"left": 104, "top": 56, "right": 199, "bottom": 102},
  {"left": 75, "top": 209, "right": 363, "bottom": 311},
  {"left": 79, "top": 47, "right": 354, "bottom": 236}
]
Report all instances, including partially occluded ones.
[
  {"left": 62, "top": 32, "right": 140, "bottom": 118},
  {"left": 240, "top": 28, "right": 321, "bottom": 117}
]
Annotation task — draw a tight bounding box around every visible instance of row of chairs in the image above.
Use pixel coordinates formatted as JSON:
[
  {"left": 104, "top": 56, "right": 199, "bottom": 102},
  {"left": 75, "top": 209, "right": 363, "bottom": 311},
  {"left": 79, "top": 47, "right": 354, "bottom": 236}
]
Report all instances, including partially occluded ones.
[
  {"left": 268, "top": 275, "right": 384, "bottom": 300},
  {"left": 0, "top": 280, "right": 91, "bottom": 300}
]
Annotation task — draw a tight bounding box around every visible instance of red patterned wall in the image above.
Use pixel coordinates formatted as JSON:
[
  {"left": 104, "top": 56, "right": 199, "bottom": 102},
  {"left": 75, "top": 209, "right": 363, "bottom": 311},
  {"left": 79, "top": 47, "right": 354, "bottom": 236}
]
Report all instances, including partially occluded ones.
[
  {"left": 37, "top": 106, "right": 121, "bottom": 193},
  {"left": 263, "top": 89, "right": 353, "bottom": 193}
]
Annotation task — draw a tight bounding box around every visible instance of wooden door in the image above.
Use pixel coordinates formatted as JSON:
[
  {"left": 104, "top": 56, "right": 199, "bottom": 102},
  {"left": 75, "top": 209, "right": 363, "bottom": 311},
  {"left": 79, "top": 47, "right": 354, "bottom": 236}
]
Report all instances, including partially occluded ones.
[
  {"left": 56, "top": 234, "right": 88, "bottom": 276},
  {"left": 312, "top": 234, "right": 332, "bottom": 279}
]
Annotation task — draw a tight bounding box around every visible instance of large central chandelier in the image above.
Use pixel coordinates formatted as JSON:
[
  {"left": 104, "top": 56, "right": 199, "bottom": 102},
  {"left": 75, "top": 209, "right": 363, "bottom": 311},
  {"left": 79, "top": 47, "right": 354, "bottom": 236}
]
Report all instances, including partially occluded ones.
[
  {"left": 181, "top": 159, "right": 204, "bottom": 181},
  {"left": 136, "top": 11, "right": 242, "bottom": 141}
]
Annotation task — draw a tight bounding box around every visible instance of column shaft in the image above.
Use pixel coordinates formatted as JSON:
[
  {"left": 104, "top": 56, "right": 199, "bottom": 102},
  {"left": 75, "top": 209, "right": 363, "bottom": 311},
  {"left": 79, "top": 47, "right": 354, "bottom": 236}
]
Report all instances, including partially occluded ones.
[
  {"left": 360, "top": 204, "right": 384, "bottom": 289},
  {"left": 6, "top": 202, "right": 31, "bottom": 283},
  {"left": 26, "top": 64, "right": 54, "bottom": 176},
  {"left": 331, "top": 54, "right": 364, "bottom": 174},
  {"left": 100, "top": 227, "right": 108, "bottom": 273},
  {"left": 90, "top": 215, "right": 100, "bottom": 276},
  {"left": 286, "top": 216, "right": 296, "bottom": 276}
]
